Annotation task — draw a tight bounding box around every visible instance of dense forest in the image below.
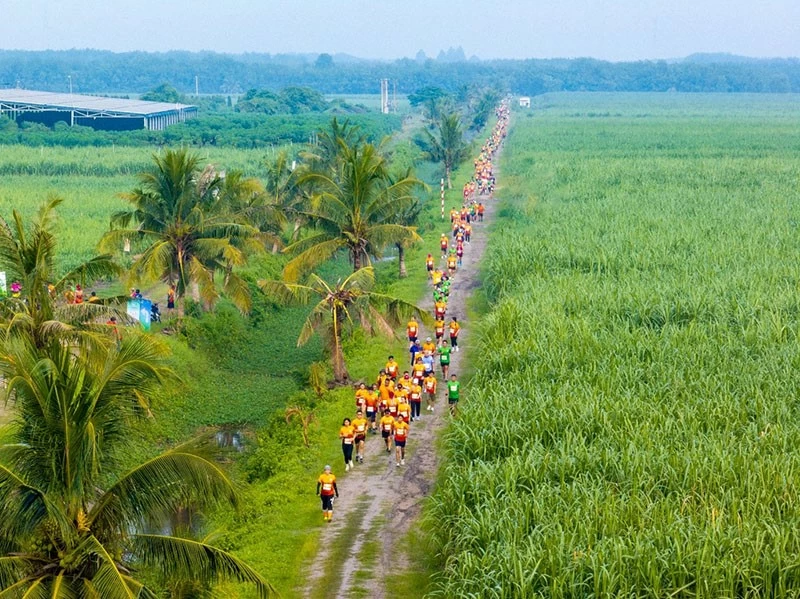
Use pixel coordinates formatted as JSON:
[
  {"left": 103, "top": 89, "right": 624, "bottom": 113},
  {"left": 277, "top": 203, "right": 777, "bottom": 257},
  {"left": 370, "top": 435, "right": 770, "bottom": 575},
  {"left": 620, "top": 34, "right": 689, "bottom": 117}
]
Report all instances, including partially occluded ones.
[{"left": 1, "top": 50, "right": 799, "bottom": 95}]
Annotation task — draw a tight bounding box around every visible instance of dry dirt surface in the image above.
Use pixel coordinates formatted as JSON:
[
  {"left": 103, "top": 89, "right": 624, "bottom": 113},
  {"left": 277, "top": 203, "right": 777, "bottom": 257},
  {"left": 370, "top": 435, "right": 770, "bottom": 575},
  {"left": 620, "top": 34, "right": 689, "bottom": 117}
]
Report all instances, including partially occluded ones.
[{"left": 301, "top": 189, "right": 499, "bottom": 599}]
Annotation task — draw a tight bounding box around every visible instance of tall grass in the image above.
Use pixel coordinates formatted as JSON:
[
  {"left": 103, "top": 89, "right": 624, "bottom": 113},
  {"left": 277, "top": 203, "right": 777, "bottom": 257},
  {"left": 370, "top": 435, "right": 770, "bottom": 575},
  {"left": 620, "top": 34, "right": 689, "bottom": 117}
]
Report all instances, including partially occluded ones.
[{"left": 428, "top": 95, "right": 800, "bottom": 597}]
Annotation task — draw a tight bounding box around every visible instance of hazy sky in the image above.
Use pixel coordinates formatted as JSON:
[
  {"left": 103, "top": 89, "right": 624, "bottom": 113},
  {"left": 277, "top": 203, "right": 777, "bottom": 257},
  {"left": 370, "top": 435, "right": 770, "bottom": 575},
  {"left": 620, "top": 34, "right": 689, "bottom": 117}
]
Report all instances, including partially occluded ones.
[{"left": 2, "top": 0, "right": 798, "bottom": 61}]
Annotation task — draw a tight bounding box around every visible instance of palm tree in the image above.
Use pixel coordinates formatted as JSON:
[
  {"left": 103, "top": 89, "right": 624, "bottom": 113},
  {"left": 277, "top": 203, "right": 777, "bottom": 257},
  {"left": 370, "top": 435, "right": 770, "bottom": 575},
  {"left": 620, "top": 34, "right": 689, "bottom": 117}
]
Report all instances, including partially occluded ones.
[
  {"left": 299, "top": 118, "right": 365, "bottom": 175},
  {"left": 415, "top": 112, "right": 471, "bottom": 189},
  {"left": 284, "top": 142, "right": 424, "bottom": 281},
  {"left": 393, "top": 197, "right": 423, "bottom": 279},
  {"left": 259, "top": 267, "right": 431, "bottom": 383},
  {"left": 0, "top": 196, "right": 122, "bottom": 350},
  {"left": 0, "top": 335, "right": 273, "bottom": 597},
  {"left": 218, "top": 168, "right": 285, "bottom": 254},
  {"left": 100, "top": 148, "right": 262, "bottom": 316},
  {"left": 261, "top": 150, "right": 309, "bottom": 251}
]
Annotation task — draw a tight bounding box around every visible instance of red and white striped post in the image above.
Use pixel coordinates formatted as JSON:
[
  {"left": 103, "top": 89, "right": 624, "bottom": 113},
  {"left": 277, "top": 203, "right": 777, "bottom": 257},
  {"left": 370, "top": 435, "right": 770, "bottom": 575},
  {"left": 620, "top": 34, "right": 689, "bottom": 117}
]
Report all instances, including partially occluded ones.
[{"left": 440, "top": 178, "right": 445, "bottom": 220}]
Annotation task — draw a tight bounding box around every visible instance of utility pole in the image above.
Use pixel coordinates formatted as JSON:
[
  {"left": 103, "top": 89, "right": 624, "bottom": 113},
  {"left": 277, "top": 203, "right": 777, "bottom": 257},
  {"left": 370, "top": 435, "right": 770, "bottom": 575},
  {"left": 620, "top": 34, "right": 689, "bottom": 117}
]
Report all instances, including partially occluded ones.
[
  {"left": 195, "top": 75, "right": 199, "bottom": 96},
  {"left": 68, "top": 75, "right": 72, "bottom": 95}
]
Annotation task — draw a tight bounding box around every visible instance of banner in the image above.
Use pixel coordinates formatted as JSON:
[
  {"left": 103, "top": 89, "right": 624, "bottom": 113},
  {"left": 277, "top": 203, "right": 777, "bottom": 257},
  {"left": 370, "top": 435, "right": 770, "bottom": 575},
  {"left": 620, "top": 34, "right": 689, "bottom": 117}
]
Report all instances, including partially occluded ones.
[{"left": 126, "top": 298, "right": 152, "bottom": 331}]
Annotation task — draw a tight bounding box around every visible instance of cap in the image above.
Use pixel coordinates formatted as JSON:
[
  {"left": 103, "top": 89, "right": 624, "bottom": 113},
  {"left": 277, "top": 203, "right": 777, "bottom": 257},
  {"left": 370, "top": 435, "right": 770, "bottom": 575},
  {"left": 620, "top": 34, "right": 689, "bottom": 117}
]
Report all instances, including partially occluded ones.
[
  {"left": 324, "top": 465, "right": 331, "bottom": 471},
  {"left": 427, "top": 337, "right": 432, "bottom": 341}
]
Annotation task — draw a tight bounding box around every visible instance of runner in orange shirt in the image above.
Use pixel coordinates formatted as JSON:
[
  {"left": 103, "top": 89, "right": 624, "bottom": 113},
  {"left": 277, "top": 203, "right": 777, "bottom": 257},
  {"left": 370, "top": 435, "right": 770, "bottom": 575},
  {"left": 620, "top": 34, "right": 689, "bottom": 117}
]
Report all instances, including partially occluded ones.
[
  {"left": 392, "top": 416, "right": 410, "bottom": 467},
  {"left": 316, "top": 465, "right": 339, "bottom": 522},
  {"left": 352, "top": 410, "right": 368, "bottom": 464},
  {"left": 423, "top": 372, "right": 437, "bottom": 412},
  {"left": 339, "top": 418, "right": 355, "bottom": 471},
  {"left": 379, "top": 411, "right": 395, "bottom": 452}
]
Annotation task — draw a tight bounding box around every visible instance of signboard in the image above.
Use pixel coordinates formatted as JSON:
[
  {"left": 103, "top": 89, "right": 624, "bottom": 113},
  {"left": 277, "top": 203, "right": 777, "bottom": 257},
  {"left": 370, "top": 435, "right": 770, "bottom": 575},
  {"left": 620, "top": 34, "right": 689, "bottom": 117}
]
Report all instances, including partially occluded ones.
[{"left": 126, "top": 298, "right": 152, "bottom": 331}]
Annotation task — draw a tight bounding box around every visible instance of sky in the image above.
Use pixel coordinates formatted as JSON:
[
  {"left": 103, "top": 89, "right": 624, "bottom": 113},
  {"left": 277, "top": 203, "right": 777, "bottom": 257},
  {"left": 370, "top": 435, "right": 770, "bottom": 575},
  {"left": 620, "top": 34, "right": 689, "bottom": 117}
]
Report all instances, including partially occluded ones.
[{"left": 1, "top": 0, "right": 798, "bottom": 61}]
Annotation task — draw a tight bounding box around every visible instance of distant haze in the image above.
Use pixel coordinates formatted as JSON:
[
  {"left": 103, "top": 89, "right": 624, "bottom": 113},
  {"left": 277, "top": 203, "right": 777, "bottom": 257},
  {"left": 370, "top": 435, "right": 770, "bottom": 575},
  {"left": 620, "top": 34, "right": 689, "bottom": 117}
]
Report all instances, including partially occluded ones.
[{"left": 2, "top": 0, "right": 798, "bottom": 61}]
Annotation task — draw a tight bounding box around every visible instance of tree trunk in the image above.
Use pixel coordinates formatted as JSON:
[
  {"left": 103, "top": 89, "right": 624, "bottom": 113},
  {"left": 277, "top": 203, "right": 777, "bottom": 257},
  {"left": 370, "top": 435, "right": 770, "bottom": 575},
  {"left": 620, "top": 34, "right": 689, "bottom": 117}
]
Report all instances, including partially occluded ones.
[
  {"left": 396, "top": 243, "right": 407, "bottom": 278},
  {"left": 352, "top": 249, "right": 362, "bottom": 272},
  {"left": 445, "top": 164, "right": 452, "bottom": 190},
  {"left": 331, "top": 333, "right": 349, "bottom": 383}
]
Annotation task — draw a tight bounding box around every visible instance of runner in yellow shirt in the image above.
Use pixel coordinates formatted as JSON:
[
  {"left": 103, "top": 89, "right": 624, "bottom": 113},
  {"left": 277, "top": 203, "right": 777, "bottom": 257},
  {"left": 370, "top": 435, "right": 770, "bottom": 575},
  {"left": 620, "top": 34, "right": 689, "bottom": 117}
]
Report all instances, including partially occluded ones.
[
  {"left": 316, "top": 465, "right": 339, "bottom": 522},
  {"left": 423, "top": 372, "right": 437, "bottom": 412},
  {"left": 352, "top": 410, "right": 368, "bottom": 464},
  {"left": 379, "top": 412, "right": 395, "bottom": 452},
  {"left": 339, "top": 418, "right": 355, "bottom": 471},
  {"left": 385, "top": 355, "right": 400, "bottom": 381},
  {"left": 392, "top": 416, "right": 410, "bottom": 467}
]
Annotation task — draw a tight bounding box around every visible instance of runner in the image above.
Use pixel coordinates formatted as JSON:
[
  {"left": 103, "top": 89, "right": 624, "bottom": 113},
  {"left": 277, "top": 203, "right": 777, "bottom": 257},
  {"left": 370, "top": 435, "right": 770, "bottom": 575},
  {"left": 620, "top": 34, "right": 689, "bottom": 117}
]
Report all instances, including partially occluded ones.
[
  {"left": 385, "top": 355, "right": 400, "bottom": 381},
  {"left": 412, "top": 356, "right": 426, "bottom": 384},
  {"left": 365, "top": 385, "right": 379, "bottom": 432},
  {"left": 407, "top": 317, "right": 419, "bottom": 343},
  {"left": 423, "top": 371, "right": 437, "bottom": 412},
  {"left": 397, "top": 394, "right": 411, "bottom": 424},
  {"left": 447, "top": 374, "right": 461, "bottom": 416},
  {"left": 426, "top": 253, "right": 435, "bottom": 277},
  {"left": 438, "top": 339, "right": 451, "bottom": 379},
  {"left": 434, "top": 317, "right": 445, "bottom": 343},
  {"left": 440, "top": 233, "right": 449, "bottom": 259},
  {"left": 421, "top": 350, "right": 435, "bottom": 379},
  {"left": 352, "top": 410, "right": 368, "bottom": 464},
  {"left": 339, "top": 418, "right": 355, "bottom": 471},
  {"left": 393, "top": 416, "right": 410, "bottom": 467},
  {"left": 447, "top": 251, "right": 457, "bottom": 275},
  {"left": 449, "top": 317, "right": 461, "bottom": 352},
  {"left": 316, "top": 465, "right": 339, "bottom": 522},
  {"left": 422, "top": 337, "right": 436, "bottom": 355},
  {"left": 408, "top": 338, "right": 421, "bottom": 367},
  {"left": 409, "top": 379, "right": 423, "bottom": 421},
  {"left": 379, "top": 411, "right": 395, "bottom": 453},
  {"left": 434, "top": 298, "right": 447, "bottom": 321},
  {"left": 355, "top": 382, "right": 369, "bottom": 413}
]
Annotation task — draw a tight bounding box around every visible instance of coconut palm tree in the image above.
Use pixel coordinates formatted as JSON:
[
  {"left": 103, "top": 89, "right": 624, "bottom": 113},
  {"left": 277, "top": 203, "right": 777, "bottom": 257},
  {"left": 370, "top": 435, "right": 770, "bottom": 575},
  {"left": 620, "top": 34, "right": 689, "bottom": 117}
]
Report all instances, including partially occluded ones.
[
  {"left": 259, "top": 267, "right": 431, "bottom": 383},
  {"left": 415, "top": 112, "right": 471, "bottom": 189},
  {"left": 283, "top": 142, "right": 424, "bottom": 282},
  {"left": 0, "top": 334, "right": 273, "bottom": 597},
  {"left": 100, "top": 148, "right": 263, "bottom": 316},
  {"left": 0, "top": 196, "right": 122, "bottom": 350},
  {"left": 299, "top": 118, "right": 365, "bottom": 175},
  {"left": 393, "top": 197, "right": 423, "bottom": 279}
]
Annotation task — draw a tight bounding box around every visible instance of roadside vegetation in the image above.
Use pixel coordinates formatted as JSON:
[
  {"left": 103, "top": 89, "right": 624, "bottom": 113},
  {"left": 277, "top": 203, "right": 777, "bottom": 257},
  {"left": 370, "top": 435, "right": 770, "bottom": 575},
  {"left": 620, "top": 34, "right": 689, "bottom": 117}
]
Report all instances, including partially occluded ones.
[{"left": 0, "top": 82, "right": 491, "bottom": 595}]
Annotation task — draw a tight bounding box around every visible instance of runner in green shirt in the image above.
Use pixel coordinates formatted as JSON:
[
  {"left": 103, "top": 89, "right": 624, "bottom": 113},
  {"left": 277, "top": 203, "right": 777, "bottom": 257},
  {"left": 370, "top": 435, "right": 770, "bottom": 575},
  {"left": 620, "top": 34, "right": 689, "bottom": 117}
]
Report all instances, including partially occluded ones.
[
  {"left": 447, "top": 374, "right": 461, "bottom": 416},
  {"left": 438, "top": 339, "right": 451, "bottom": 379}
]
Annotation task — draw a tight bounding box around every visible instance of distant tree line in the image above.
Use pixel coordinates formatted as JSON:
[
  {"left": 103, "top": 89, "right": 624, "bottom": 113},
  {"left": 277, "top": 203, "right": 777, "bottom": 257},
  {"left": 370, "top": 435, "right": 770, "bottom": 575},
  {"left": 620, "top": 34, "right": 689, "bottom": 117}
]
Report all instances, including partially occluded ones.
[
  {"left": 1, "top": 50, "right": 800, "bottom": 95},
  {"left": 0, "top": 112, "right": 402, "bottom": 149}
]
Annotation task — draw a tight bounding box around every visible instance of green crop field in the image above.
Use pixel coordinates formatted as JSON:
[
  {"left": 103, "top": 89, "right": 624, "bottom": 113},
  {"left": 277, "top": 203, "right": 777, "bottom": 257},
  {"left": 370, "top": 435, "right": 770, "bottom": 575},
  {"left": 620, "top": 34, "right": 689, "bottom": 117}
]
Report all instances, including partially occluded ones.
[
  {"left": 0, "top": 145, "right": 284, "bottom": 271},
  {"left": 428, "top": 93, "right": 800, "bottom": 597}
]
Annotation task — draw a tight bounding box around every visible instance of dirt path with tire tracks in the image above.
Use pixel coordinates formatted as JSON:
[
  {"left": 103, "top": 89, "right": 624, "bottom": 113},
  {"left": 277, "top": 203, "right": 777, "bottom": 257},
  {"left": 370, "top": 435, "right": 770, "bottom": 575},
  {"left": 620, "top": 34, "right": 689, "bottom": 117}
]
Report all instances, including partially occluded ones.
[{"left": 301, "top": 188, "right": 499, "bottom": 598}]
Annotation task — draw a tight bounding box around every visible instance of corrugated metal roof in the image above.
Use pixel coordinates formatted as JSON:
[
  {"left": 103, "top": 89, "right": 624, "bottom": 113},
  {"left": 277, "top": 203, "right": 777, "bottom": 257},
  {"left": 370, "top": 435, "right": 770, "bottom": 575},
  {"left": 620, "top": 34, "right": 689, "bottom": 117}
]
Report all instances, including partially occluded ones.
[{"left": 0, "top": 89, "right": 196, "bottom": 116}]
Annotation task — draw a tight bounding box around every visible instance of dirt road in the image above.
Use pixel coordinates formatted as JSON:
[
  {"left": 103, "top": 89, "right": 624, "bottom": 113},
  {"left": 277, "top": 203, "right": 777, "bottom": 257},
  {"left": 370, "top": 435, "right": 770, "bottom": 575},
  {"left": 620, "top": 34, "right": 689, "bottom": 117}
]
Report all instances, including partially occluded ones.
[{"left": 301, "top": 192, "right": 498, "bottom": 598}]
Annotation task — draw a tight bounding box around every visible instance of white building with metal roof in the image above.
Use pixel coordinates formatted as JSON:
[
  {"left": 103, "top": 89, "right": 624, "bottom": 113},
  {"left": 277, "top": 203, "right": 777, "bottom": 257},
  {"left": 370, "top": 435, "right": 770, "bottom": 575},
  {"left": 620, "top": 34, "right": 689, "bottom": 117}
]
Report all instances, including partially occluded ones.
[{"left": 0, "top": 89, "right": 197, "bottom": 131}]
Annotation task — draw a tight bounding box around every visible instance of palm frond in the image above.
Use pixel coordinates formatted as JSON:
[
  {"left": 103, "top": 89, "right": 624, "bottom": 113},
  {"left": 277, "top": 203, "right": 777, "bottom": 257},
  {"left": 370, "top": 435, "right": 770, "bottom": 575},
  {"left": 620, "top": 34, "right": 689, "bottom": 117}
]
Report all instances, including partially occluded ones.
[
  {"left": 282, "top": 238, "right": 344, "bottom": 282},
  {"left": 257, "top": 280, "right": 317, "bottom": 306},
  {"left": 90, "top": 450, "right": 236, "bottom": 534},
  {"left": 130, "top": 535, "right": 275, "bottom": 598}
]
